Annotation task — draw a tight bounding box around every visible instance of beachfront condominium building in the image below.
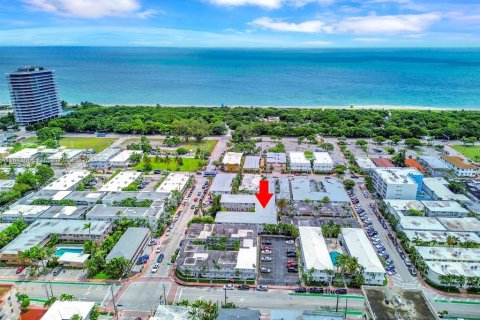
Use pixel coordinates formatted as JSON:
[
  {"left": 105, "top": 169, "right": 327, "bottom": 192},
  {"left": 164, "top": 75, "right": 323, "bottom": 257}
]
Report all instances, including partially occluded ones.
[{"left": 6, "top": 66, "right": 62, "bottom": 125}]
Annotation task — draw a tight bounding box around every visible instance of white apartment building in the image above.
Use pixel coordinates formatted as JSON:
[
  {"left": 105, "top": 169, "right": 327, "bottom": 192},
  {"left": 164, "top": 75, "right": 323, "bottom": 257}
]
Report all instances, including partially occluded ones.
[
  {"left": 289, "top": 152, "right": 311, "bottom": 172},
  {"left": 298, "top": 227, "right": 334, "bottom": 283},
  {"left": 340, "top": 228, "right": 385, "bottom": 285},
  {"left": 442, "top": 155, "right": 479, "bottom": 177},
  {"left": 312, "top": 152, "right": 334, "bottom": 173},
  {"left": 372, "top": 167, "right": 423, "bottom": 200},
  {"left": 109, "top": 150, "right": 141, "bottom": 167},
  {"left": 48, "top": 148, "right": 84, "bottom": 166}
]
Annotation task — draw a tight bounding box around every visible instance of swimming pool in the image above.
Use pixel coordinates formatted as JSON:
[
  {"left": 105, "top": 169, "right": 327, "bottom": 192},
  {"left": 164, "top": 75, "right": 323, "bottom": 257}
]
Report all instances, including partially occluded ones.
[
  {"left": 54, "top": 247, "right": 84, "bottom": 257},
  {"left": 330, "top": 251, "right": 341, "bottom": 266}
]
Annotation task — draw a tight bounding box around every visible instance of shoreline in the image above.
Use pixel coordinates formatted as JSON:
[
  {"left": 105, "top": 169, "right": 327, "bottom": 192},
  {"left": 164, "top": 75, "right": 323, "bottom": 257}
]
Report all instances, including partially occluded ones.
[{"left": 96, "top": 103, "right": 480, "bottom": 111}]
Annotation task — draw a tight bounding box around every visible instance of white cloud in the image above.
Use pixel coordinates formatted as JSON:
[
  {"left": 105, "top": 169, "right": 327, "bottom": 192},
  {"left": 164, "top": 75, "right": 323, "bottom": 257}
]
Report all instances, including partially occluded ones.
[
  {"left": 205, "top": 0, "right": 283, "bottom": 9},
  {"left": 252, "top": 13, "right": 441, "bottom": 35},
  {"left": 352, "top": 37, "right": 387, "bottom": 42},
  {"left": 302, "top": 40, "right": 332, "bottom": 46},
  {"left": 251, "top": 17, "right": 327, "bottom": 32},
  {"left": 335, "top": 13, "right": 441, "bottom": 34},
  {"left": 23, "top": 0, "right": 154, "bottom": 19}
]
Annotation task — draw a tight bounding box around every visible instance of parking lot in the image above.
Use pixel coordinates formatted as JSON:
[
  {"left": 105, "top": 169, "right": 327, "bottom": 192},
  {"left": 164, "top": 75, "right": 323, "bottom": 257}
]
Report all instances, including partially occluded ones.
[{"left": 257, "top": 236, "right": 300, "bottom": 286}]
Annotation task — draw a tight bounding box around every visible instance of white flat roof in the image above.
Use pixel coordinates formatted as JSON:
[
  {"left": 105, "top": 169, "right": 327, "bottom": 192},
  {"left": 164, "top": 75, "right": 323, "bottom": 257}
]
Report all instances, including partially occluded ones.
[
  {"left": 374, "top": 167, "right": 420, "bottom": 185},
  {"left": 426, "top": 261, "right": 480, "bottom": 278},
  {"left": 235, "top": 246, "right": 257, "bottom": 270},
  {"left": 239, "top": 174, "right": 262, "bottom": 192},
  {"left": 416, "top": 246, "right": 480, "bottom": 262},
  {"left": 41, "top": 301, "right": 95, "bottom": 320},
  {"left": 299, "top": 227, "right": 333, "bottom": 271},
  {"left": 289, "top": 152, "right": 310, "bottom": 165},
  {"left": 400, "top": 217, "right": 447, "bottom": 231},
  {"left": 0, "top": 204, "right": 50, "bottom": 217},
  {"left": 422, "top": 201, "right": 469, "bottom": 214},
  {"left": 313, "top": 152, "right": 334, "bottom": 165},
  {"left": 243, "top": 156, "right": 260, "bottom": 169},
  {"left": 210, "top": 173, "right": 236, "bottom": 193},
  {"left": 6, "top": 148, "right": 38, "bottom": 159},
  {"left": 99, "top": 171, "right": 141, "bottom": 192},
  {"left": 356, "top": 157, "right": 376, "bottom": 169},
  {"left": 109, "top": 150, "right": 140, "bottom": 163},
  {"left": 223, "top": 152, "right": 243, "bottom": 165},
  {"left": 48, "top": 149, "right": 83, "bottom": 160},
  {"left": 52, "top": 190, "right": 72, "bottom": 201},
  {"left": 423, "top": 177, "right": 469, "bottom": 201},
  {"left": 405, "top": 230, "right": 480, "bottom": 244},
  {"left": 385, "top": 200, "right": 425, "bottom": 213},
  {"left": 43, "top": 170, "right": 90, "bottom": 191},
  {"left": 438, "top": 217, "right": 480, "bottom": 233},
  {"left": 155, "top": 172, "right": 190, "bottom": 193},
  {"left": 58, "top": 252, "right": 90, "bottom": 264},
  {"left": 341, "top": 228, "right": 384, "bottom": 274},
  {"left": 266, "top": 152, "right": 286, "bottom": 164}
]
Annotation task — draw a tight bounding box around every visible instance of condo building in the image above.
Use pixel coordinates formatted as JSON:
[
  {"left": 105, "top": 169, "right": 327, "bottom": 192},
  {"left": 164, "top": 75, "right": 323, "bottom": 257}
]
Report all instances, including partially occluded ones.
[{"left": 6, "top": 66, "right": 62, "bottom": 125}]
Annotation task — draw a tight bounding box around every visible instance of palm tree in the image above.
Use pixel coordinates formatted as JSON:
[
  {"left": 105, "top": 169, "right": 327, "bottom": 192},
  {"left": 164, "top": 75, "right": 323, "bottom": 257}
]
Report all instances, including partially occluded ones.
[
  {"left": 83, "top": 222, "right": 92, "bottom": 241},
  {"left": 446, "top": 235, "right": 459, "bottom": 247},
  {"left": 277, "top": 198, "right": 288, "bottom": 215}
]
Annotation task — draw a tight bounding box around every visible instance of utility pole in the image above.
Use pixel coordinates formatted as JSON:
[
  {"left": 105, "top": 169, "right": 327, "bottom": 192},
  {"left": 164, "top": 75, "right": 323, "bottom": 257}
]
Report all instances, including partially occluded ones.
[
  {"left": 335, "top": 294, "right": 339, "bottom": 312},
  {"left": 44, "top": 282, "right": 50, "bottom": 299},
  {"left": 110, "top": 285, "right": 118, "bottom": 319},
  {"left": 49, "top": 282, "right": 54, "bottom": 297},
  {"left": 344, "top": 298, "right": 348, "bottom": 318},
  {"left": 163, "top": 284, "right": 167, "bottom": 305},
  {"left": 224, "top": 288, "right": 227, "bottom": 306}
]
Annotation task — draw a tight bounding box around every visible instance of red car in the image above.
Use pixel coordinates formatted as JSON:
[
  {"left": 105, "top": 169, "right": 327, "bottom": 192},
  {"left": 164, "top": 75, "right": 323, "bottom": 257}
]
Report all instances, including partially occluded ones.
[
  {"left": 261, "top": 246, "right": 272, "bottom": 250},
  {"left": 194, "top": 197, "right": 198, "bottom": 202},
  {"left": 16, "top": 266, "right": 26, "bottom": 274},
  {"left": 287, "top": 261, "right": 298, "bottom": 267}
]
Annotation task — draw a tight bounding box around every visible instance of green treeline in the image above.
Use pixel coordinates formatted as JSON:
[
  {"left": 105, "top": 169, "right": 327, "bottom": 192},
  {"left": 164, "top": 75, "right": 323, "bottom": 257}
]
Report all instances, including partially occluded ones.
[{"left": 29, "top": 103, "right": 480, "bottom": 139}]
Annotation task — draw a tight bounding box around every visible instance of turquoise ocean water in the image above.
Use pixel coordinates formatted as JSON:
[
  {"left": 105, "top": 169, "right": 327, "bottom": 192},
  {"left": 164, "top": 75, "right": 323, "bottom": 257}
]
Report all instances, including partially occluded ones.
[{"left": 0, "top": 47, "right": 479, "bottom": 108}]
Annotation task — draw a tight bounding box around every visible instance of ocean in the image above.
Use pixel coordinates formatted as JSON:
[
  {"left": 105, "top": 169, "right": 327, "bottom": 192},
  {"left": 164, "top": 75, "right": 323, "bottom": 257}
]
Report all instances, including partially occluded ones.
[{"left": 0, "top": 47, "right": 479, "bottom": 108}]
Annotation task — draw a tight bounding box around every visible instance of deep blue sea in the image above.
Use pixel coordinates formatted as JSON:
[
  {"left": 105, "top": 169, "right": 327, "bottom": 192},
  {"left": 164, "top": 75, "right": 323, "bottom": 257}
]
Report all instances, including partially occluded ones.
[{"left": 1, "top": 47, "right": 479, "bottom": 108}]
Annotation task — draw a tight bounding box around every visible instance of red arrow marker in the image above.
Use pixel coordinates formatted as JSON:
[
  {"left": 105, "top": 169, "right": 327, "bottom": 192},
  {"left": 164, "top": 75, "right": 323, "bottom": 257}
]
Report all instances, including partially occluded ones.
[{"left": 255, "top": 180, "right": 273, "bottom": 208}]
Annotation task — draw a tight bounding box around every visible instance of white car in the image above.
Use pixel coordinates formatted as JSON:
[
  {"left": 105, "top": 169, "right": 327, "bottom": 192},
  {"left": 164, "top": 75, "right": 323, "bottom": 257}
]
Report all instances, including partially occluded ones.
[
  {"left": 151, "top": 263, "right": 159, "bottom": 273},
  {"left": 155, "top": 246, "right": 162, "bottom": 253},
  {"left": 261, "top": 256, "right": 272, "bottom": 262},
  {"left": 223, "top": 284, "right": 235, "bottom": 290},
  {"left": 166, "top": 231, "right": 171, "bottom": 237}
]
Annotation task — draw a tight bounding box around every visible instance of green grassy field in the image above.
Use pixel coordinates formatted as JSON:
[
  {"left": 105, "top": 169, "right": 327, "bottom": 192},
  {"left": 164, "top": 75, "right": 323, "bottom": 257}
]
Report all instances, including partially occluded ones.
[
  {"left": 23, "top": 137, "right": 116, "bottom": 153},
  {"left": 179, "top": 140, "right": 217, "bottom": 154},
  {"left": 451, "top": 145, "right": 480, "bottom": 162},
  {"left": 134, "top": 157, "right": 206, "bottom": 172}
]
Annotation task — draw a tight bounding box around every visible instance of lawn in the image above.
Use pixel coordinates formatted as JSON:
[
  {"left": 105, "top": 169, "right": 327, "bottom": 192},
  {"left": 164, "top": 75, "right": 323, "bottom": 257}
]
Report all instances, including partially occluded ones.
[
  {"left": 180, "top": 140, "right": 217, "bottom": 154},
  {"left": 451, "top": 145, "right": 480, "bottom": 162},
  {"left": 134, "top": 157, "right": 206, "bottom": 172},
  {"left": 23, "top": 137, "right": 116, "bottom": 153}
]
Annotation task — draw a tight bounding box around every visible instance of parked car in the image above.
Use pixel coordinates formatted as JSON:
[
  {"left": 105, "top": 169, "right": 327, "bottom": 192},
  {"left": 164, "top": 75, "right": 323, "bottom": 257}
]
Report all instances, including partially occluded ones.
[
  {"left": 157, "top": 253, "right": 164, "bottom": 263},
  {"left": 256, "top": 285, "right": 268, "bottom": 292},
  {"left": 309, "top": 287, "right": 324, "bottom": 294},
  {"left": 262, "top": 240, "right": 272, "bottom": 245},
  {"left": 52, "top": 267, "right": 63, "bottom": 276},
  {"left": 16, "top": 266, "right": 26, "bottom": 274},
  {"left": 285, "top": 239, "right": 295, "bottom": 245},
  {"left": 294, "top": 287, "right": 307, "bottom": 293},
  {"left": 287, "top": 267, "right": 298, "bottom": 273},
  {"left": 260, "top": 267, "right": 271, "bottom": 273},
  {"left": 287, "top": 252, "right": 297, "bottom": 257},
  {"left": 155, "top": 246, "right": 162, "bottom": 253},
  {"left": 223, "top": 284, "right": 235, "bottom": 290},
  {"left": 261, "top": 256, "right": 272, "bottom": 262},
  {"left": 151, "top": 263, "right": 159, "bottom": 273},
  {"left": 237, "top": 284, "right": 250, "bottom": 291},
  {"left": 261, "top": 250, "right": 272, "bottom": 255},
  {"left": 409, "top": 267, "right": 418, "bottom": 276},
  {"left": 148, "top": 240, "right": 157, "bottom": 246},
  {"left": 399, "top": 252, "right": 406, "bottom": 260},
  {"left": 335, "top": 289, "right": 347, "bottom": 295}
]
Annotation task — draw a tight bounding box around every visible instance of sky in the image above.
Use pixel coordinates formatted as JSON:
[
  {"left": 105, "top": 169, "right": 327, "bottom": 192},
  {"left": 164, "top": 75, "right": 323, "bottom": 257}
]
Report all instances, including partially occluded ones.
[{"left": 0, "top": 0, "right": 480, "bottom": 47}]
